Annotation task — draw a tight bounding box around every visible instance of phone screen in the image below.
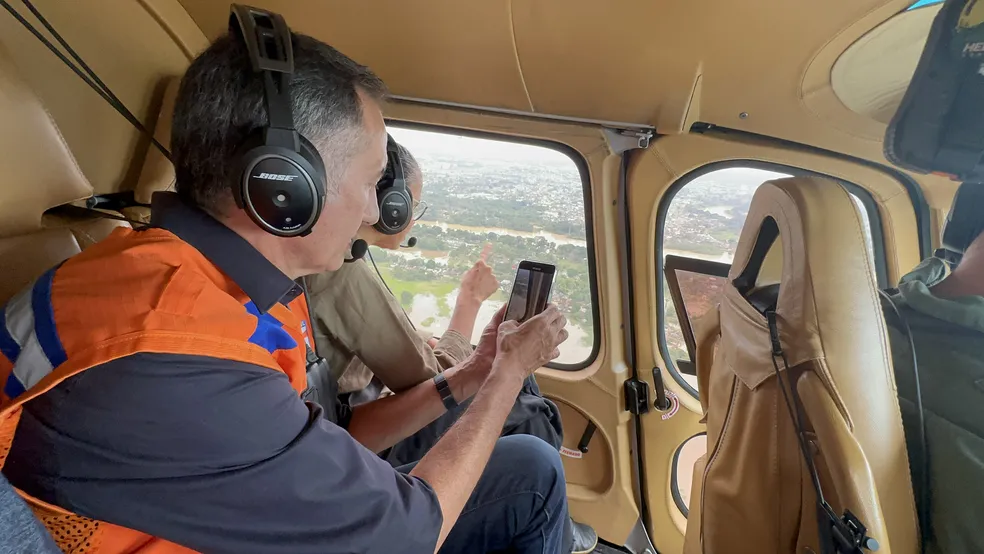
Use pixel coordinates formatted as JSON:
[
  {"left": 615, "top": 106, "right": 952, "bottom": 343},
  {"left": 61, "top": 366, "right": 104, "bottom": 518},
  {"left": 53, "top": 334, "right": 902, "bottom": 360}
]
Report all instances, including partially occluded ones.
[{"left": 505, "top": 261, "right": 556, "bottom": 323}]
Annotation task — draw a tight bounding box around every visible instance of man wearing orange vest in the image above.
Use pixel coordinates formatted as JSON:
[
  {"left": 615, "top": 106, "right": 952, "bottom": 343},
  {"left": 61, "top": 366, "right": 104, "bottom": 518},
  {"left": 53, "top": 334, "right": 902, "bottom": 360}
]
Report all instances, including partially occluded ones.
[{"left": 0, "top": 6, "right": 573, "bottom": 554}]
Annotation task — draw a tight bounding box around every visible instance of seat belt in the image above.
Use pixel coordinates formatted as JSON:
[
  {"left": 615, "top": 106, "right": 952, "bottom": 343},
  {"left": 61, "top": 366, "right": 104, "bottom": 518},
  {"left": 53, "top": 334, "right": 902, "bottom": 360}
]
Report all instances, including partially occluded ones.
[
  {"left": 765, "top": 310, "right": 880, "bottom": 554},
  {"left": 877, "top": 290, "right": 930, "bottom": 551}
]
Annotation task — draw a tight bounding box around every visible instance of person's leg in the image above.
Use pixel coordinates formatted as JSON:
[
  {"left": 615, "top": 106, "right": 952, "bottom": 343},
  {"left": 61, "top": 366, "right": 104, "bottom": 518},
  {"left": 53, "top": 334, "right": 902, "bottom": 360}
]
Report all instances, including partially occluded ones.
[
  {"left": 382, "top": 375, "right": 563, "bottom": 467},
  {"left": 399, "top": 435, "right": 572, "bottom": 554},
  {"left": 502, "top": 374, "right": 563, "bottom": 450}
]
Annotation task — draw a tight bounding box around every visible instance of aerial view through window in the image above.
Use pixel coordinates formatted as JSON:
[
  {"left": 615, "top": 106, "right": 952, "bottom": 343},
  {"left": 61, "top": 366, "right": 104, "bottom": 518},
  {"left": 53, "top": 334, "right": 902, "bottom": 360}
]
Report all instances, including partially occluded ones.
[{"left": 370, "top": 126, "right": 595, "bottom": 366}]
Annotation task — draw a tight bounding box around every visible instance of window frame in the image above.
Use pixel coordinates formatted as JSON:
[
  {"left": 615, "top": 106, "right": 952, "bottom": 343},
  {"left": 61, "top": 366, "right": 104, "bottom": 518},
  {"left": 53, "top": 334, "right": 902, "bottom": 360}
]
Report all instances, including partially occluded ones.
[
  {"left": 382, "top": 120, "right": 602, "bottom": 371},
  {"left": 654, "top": 160, "right": 889, "bottom": 397},
  {"left": 663, "top": 254, "right": 731, "bottom": 377},
  {"left": 671, "top": 431, "right": 707, "bottom": 518}
]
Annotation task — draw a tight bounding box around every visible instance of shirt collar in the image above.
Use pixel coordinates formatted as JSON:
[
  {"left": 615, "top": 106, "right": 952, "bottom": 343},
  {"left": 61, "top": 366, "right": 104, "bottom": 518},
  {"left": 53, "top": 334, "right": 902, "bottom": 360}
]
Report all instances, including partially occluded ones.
[{"left": 149, "top": 192, "right": 302, "bottom": 313}]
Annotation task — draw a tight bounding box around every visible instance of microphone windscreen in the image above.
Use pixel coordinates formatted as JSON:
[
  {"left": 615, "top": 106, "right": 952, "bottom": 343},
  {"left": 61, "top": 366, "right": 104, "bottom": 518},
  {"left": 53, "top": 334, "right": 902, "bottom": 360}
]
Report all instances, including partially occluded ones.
[
  {"left": 345, "top": 239, "right": 368, "bottom": 263},
  {"left": 405, "top": 236, "right": 418, "bottom": 248}
]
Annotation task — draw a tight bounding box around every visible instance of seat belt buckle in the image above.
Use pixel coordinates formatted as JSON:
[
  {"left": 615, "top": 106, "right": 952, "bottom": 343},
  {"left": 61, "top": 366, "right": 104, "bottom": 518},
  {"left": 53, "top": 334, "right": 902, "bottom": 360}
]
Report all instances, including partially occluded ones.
[{"left": 832, "top": 510, "right": 879, "bottom": 553}]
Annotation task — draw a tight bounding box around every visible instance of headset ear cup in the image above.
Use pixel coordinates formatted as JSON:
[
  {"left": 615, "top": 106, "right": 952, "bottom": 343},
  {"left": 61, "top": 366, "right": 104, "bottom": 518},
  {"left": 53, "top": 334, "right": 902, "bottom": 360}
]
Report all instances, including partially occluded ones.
[
  {"left": 234, "top": 130, "right": 267, "bottom": 210},
  {"left": 373, "top": 135, "right": 413, "bottom": 235},
  {"left": 375, "top": 187, "right": 413, "bottom": 235},
  {"left": 236, "top": 143, "right": 324, "bottom": 237},
  {"left": 297, "top": 134, "right": 327, "bottom": 200}
]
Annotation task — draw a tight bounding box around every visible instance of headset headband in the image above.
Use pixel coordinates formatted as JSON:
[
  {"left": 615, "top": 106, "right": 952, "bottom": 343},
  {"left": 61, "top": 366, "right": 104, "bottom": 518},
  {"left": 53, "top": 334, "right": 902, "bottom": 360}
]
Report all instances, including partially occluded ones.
[{"left": 230, "top": 6, "right": 295, "bottom": 136}]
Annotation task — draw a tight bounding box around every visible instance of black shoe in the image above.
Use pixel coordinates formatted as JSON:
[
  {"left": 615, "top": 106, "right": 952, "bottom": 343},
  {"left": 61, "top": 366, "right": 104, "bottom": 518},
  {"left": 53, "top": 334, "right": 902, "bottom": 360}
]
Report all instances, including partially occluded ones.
[{"left": 570, "top": 519, "right": 598, "bottom": 554}]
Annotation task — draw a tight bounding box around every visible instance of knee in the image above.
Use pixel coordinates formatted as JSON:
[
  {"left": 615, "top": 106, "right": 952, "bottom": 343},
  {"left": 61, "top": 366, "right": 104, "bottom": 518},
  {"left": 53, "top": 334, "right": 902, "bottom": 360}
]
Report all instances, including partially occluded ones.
[{"left": 493, "top": 435, "right": 566, "bottom": 489}]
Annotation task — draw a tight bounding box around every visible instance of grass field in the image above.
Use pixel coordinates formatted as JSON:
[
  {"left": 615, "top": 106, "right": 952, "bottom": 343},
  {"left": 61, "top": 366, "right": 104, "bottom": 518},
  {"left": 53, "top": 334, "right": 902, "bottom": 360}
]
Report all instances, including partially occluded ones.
[{"left": 376, "top": 266, "right": 459, "bottom": 298}]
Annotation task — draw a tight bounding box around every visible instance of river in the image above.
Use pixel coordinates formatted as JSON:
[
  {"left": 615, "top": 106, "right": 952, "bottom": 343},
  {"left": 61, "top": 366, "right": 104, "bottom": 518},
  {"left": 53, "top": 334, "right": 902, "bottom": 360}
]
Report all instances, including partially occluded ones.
[
  {"left": 415, "top": 221, "right": 587, "bottom": 248},
  {"left": 417, "top": 220, "right": 734, "bottom": 263}
]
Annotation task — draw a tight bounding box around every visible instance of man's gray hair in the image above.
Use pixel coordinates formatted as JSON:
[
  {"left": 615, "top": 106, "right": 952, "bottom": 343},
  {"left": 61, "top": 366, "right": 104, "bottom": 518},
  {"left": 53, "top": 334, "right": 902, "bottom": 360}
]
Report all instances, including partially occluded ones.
[{"left": 171, "top": 32, "right": 387, "bottom": 215}]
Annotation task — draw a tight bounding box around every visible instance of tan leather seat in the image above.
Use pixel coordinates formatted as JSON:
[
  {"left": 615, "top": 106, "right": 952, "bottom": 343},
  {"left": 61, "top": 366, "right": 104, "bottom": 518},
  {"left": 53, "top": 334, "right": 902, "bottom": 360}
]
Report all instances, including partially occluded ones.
[
  {"left": 0, "top": 43, "right": 126, "bottom": 303},
  {"left": 684, "top": 177, "right": 918, "bottom": 554}
]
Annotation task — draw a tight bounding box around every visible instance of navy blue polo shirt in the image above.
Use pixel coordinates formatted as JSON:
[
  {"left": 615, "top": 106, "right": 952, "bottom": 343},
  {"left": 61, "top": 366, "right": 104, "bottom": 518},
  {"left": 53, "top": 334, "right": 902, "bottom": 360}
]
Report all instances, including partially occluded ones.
[{"left": 3, "top": 193, "right": 443, "bottom": 553}]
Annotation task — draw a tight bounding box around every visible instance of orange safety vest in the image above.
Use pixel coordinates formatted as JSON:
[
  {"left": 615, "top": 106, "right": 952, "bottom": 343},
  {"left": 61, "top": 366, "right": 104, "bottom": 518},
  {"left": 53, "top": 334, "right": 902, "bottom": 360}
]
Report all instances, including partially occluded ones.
[{"left": 0, "top": 226, "right": 313, "bottom": 553}]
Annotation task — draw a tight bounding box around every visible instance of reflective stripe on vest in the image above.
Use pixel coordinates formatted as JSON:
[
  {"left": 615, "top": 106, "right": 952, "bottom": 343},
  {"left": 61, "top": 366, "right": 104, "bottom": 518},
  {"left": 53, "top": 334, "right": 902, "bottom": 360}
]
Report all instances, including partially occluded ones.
[{"left": 0, "top": 266, "right": 65, "bottom": 400}]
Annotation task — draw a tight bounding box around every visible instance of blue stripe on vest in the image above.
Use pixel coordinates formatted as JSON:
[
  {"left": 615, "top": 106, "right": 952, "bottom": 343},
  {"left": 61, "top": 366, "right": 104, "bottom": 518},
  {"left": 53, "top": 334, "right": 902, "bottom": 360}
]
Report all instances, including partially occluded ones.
[
  {"left": 244, "top": 301, "right": 297, "bottom": 354},
  {"left": 31, "top": 266, "right": 67, "bottom": 368},
  {"left": 3, "top": 373, "right": 25, "bottom": 399},
  {"left": 0, "top": 304, "right": 21, "bottom": 363}
]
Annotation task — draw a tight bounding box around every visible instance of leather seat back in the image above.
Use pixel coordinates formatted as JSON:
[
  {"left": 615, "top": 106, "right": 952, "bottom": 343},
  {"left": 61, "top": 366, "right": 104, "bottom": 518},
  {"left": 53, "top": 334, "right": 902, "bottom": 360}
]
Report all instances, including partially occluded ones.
[
  {"left": 0, "top": 39, "right": 135, "bottom": 305},
  {"left": 684, "top": 176, "right": 918, "bottom": 554},
  {"left": 0, "top": 42, "right": 94, "bottom": 303}
]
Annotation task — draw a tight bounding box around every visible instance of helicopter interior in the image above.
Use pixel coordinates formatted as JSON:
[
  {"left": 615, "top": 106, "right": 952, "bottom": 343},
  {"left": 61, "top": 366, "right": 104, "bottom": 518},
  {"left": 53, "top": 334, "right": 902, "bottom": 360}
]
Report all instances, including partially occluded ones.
[{"left": 0, "top": 0, "right": 979, "bottom": 552}]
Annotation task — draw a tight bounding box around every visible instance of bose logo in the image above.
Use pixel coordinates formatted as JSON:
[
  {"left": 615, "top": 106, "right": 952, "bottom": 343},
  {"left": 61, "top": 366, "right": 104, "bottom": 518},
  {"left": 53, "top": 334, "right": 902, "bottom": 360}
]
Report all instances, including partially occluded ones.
[
  {"left": 254, "top": 173, "right": 298, "bottom": 182},
  {"left": 384, "top": 201, "right": 406, "bottom": 208}
]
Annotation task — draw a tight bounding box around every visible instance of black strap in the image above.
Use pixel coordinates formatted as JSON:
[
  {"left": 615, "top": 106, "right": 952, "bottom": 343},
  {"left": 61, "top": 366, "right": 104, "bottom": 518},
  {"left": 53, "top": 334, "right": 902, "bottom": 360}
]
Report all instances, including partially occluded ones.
[
  {"left": 0, "top": 0, "right": 172, "bottom": 161},
  {"left": 48, "top": 204, "right": 148, "bottom": 228},
  {"left": 878, "top": 290, "right": 930, "bottom": 550},
  {"left": 766, "top": 311, "right": 880, "bottom": 554},
  {"left": 433, "top": 372, "right": 458, "bottom": 411}
]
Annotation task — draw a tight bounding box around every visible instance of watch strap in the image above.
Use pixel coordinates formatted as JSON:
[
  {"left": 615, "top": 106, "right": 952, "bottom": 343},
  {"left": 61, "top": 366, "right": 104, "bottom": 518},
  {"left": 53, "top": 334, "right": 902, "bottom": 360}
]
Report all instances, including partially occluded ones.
[{"left": 433, "top": 373, "right": 458, "bottom": 411}]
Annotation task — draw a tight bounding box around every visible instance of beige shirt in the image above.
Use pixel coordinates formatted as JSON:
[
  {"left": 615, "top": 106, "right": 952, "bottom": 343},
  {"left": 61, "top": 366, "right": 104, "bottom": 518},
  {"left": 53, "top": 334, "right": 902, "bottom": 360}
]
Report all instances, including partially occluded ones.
[{"left": 304, "top": 259, "right": 473, "bottom": 394}]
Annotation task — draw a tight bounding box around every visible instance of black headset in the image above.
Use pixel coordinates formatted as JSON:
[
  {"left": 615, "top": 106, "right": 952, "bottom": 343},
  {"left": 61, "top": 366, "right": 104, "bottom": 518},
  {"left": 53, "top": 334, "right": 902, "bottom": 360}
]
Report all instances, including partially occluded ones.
[
  {"left": 374, "top": 134, "right": 414, "bottom": 235},
  {"left": 229, "top": 4, "right": 327, "bottom": 237}
]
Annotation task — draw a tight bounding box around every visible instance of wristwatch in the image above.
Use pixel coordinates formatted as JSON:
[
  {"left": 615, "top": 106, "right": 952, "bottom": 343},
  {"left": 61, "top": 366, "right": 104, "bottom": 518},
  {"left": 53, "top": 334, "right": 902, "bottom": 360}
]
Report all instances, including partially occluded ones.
[{"left": 433, "top": 373, "right": 458, "bottom": 411}]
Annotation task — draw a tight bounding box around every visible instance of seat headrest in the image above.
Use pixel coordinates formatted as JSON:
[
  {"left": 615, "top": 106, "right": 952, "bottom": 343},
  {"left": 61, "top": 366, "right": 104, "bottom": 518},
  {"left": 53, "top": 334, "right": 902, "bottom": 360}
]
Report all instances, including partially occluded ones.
[
  {"left": 0, "top": 43, "right": 92, "bottom": 237},
  {"left": 940, "top": 182, "right": 984, "bottom": 264},
  {"left": 726, "top": 176, "right": 880, "bottom": 370},
  {"left": 134, "top": 77, "right": 179, "bottom": 204}
]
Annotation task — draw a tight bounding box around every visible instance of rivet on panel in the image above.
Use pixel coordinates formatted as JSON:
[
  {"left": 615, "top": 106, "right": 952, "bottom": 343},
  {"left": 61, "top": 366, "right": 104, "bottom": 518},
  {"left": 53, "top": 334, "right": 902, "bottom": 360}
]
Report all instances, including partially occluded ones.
[{"left": 739, "top": 112, "right": 749, "bottom": 120}]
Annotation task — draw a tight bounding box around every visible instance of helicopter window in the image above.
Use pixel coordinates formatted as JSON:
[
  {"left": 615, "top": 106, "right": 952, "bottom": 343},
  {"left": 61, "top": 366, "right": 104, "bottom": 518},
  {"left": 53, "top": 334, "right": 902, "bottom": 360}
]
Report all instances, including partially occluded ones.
[{"left": 369, "top": 124, "right": 599, "bottom": 370}]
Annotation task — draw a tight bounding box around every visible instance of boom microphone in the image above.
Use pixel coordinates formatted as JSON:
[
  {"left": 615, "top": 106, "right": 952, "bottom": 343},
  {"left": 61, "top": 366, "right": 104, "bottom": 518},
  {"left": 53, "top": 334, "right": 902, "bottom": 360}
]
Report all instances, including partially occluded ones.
[
  {"left": 401, "top": 237, "right": 418, "bottom": 249},
  {"left": 344, "top": 239, "right": 368, "bottom": 263}
]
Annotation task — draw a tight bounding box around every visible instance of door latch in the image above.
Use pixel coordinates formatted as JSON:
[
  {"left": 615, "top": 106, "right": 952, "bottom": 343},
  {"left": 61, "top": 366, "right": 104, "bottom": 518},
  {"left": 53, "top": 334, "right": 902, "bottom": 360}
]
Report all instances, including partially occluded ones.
[{"left": 624, "top": 378, "right": 650, "bottom": 415}]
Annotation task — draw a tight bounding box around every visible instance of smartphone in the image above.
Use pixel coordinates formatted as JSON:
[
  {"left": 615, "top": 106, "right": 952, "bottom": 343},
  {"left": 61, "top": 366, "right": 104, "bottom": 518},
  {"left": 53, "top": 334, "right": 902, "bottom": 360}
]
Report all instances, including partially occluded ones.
[{"left": 505, "top": 261, "right": 556, "bottom": 323}]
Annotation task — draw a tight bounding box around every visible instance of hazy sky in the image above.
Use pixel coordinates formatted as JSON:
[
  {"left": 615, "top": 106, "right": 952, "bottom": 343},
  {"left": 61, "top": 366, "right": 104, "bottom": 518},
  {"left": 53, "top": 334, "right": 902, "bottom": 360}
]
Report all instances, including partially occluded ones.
[{"left": 388, "top": 125, "right": 577, "bottom": 168}]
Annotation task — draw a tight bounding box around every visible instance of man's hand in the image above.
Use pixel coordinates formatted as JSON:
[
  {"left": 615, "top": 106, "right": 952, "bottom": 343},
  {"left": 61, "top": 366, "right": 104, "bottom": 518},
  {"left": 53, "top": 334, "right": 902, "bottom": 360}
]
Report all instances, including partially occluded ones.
[
  {"left": 473, "top": 305, "right": 506, "bottom": 365},
  {"left": 493, "top": 304, "right": 569, "bottom": 382},
  {"left": 458, "top": 245, "right": 499, "bottom": 305},
  {"left": 411, "top": 303, "right": 568, "bottom": 550}
]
